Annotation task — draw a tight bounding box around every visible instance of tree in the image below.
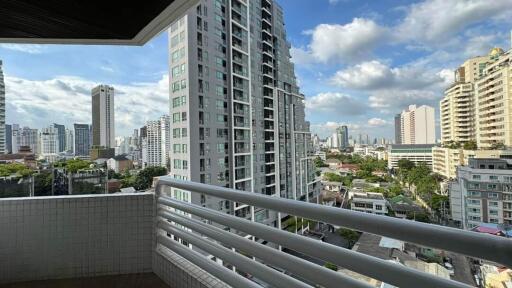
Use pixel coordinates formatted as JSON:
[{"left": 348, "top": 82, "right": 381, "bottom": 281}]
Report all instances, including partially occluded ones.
[
  {"left": 407, "top": 211, "right": 430, "bottom": 223},
  {"left": 314, "top": 157, "right": 328, "bottom": 168},
  {"left": 337, "top": 228, "right": 361, "bottom": 248},
  {"left": 34, "top": 171, "right": 53, "bottom": 196},
  {"left": 397, "top": 159, "right": 415, "bottom": 171},
  {"left": 323, "top": 172, "right": 343, "bottom": 182},
  {"left": 108, "top": 169, "right": 122, "bottom": 180},
  {"left": 133, "top": 166, "right": 168, "bottom": 190},
  {"left": 463, "top": 140, "right": 477, "bottom": 150},
  {"left": 0, "top": 163, "right": 34, "bottom": 178},
  {"left": 386, "top": 183, "right": 403, "bottom": 198},
  {"left": 324, "top": 262, "right": 338, "bottom": 271}
]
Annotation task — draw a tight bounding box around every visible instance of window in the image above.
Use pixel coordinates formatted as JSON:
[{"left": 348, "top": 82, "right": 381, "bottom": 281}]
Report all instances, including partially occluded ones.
[
  {"left": 487, "top": 184, "right": 497, "bottom": 190},
  {"left": 468, "top": 216, "right": 481, "bottom": 221},
  {"left": 489, "top": 201, "right": 499, "bottom": 207},
  {"left": 172, "top": 113, "right": 181, "bottom": 123},
  {"left": 488, "top": 192, "right": 499, "bottom": 199},
  {"left": 468, "top": 199, "right": 480, "bottom": 205},
  {"left": 489, "top": 209, "right": 499, "bottom": 216},
  {"left": 182, "top": 128, "right": 187, "bottom": 137},
  {"left": 173, "top": 128, "right": 181, "bottom": 138},
  {"left": 490, "top": 175, "right": 499, "bottom": 181},
  {"left": 469, "top": 191, "right": 481, "bottom": 197},
  {"left": 182, "top": 144, "right": 188, "bottom": 153},
  {"left": 375, "top": 205, "right": 383, "bottom": 211},
  {"left": 217, "top": 143, "right": 225, "bottom": 153},
  {"left": 181, "top": 79, "right": 187, "bottom": 89},
  {"left": 181, "top": 112, "right": 187, "bottom": 121},
  {"left": 173, "top": 144, "right": 181, "bottom": 153},
  {"left": 472, "top": 175, "right": 481, "bottom": 180}
]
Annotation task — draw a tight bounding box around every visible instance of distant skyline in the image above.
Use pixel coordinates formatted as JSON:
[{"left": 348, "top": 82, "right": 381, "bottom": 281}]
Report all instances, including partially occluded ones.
[{"left": 1, "top": 0, "right": 511, "bottom": 138}]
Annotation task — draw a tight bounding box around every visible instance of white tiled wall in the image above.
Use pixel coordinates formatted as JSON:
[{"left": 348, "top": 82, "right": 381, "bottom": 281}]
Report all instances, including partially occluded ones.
[
  {"left": 153, "top": 246, "right": 229, "bottom": 288},
  {"left": 0, "top": 193, "right": 154, "bottom": 284}
]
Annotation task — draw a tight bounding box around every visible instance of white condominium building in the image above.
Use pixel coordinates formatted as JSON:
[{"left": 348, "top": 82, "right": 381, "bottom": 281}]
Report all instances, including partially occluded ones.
[{"left": 399, "top": 105, "right": 436, "bottom": 145}]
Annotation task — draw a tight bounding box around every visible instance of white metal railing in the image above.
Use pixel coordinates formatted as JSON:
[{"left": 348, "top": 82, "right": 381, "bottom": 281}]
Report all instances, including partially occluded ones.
[{"left": 155, "top": 177, "right": 512, "bottom": 288}]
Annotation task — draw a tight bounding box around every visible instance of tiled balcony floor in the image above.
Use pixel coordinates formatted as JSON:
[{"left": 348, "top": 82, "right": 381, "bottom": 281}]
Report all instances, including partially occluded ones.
[{"left": 0, "top": 273, "right": 169, "bottom": 288}]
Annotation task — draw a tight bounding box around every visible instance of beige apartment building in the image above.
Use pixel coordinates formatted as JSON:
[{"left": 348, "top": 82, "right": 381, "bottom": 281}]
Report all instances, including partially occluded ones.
[
  {"left": 435, "top": 48, "right": 512, "bottom": 179},
  {"left": 440, "top": 55, "right": 489, "bottom": 144},
  {"left": 475, "top": 48, "right": 512, "bottom": 149},
  {"left": 432, "top": 147, "right": 512, "bottom": 179}
]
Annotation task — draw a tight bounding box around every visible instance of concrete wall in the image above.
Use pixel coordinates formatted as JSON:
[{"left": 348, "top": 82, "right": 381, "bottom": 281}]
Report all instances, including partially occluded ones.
[
  {"left": 0, "top": 193, "right": 153, "bottom": 284},
  {"left": 153, "top": 247, "right": 229, "bottom": 288}
]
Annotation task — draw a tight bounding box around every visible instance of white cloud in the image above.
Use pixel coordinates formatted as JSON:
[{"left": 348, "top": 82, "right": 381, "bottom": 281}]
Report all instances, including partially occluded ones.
[
  {"left": 331, "top": 60, "right": 449, "bottom": 90},
  {"left": 367, "top": 118, "right": 389, "bottom": 127},
  {"left": 304, "top": 18, "right": 387, "bottom": 63},
  {"left": 290, "top": 46, "right": 316, "bottom": 66},
  {"left": 396, "top": 0, "right": 512, "bottom": 43},
  {"left": 305, "top": 92, "right": 366, "bottom": 116},
  {"left": 5, "top": 74, "right": 169, "bottom": 135},
  {"left": 368, "top": 89, "right": 438, "bottom": 113},
  {"left": 0, "top": 44, "right": 45, "bottom": 54},
  {"left": 100, "top": 66, "right": 115, "bottom": 73}
]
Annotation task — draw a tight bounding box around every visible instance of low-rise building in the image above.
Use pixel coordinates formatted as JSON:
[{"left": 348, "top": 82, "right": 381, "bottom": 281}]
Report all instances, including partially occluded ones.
[
  {"left": 449, "top": 158, "right": 512, "bottom": 229},
  {"left": 432, "top": 147, "right": 512, "bottom": 179},
  {"left": 388, "top": 195, "right": 423, "bottom": 219},
  {"left": 349, "top": 191, "right": 388, "bottom": 215},
  {"left": 388, "top": 144, "right": 436, "bottom": 169},
  {"left": 107, "top": 154, "right": 133, "bottom": 173}
]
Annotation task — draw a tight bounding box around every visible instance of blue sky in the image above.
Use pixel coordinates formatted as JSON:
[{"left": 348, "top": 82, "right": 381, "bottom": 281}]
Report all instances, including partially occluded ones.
[{"left": 1, "top": 0, "right": 511, "bottom": 139}]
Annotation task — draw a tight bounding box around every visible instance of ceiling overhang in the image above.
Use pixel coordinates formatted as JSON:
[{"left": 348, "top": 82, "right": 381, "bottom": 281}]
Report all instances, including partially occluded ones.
[{"left": 0, "top": 0, "right": 198, "bottom": 45}]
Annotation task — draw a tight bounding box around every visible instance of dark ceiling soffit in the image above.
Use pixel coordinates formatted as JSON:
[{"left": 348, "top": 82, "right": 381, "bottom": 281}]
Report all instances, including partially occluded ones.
[{"left": 0, "top": 0, "right": 198, "bottom": 45}]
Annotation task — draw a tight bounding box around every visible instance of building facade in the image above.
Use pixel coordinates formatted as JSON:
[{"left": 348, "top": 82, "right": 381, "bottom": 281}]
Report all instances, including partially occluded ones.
[
  {"left": 39, "top": 126, "right": 59, "bottom": 162},
  {"left": 449, "top": 158, "right": 512, "bottom": 229},
  {"left": 92, "top": 85, "right": 115, "bottom": 148},
  {"left": 0, "top": 60, "right": 5, "bottom": 154},
  {"left": 440, "top": 55, "right": 489, "bottom": 145},
  {"left": 5, "top": 124, "right": 12, "bottom": 154},
  {"left": 387, "top": 144, "right": 435, "bottom": 169},
  {"left": 399, "top": 105, "right": 436, "bottom": 145},
  {"left": 143, "top": 115, "right": 171, "bottom": 168},
  {"left": 12, "top": 126, "right": 38, "bottom": 155},
  {"left": 475, "top": 48, "right": 512, "bottom": 149},
  {"left": 337, "top": 125, "right": 349, "bottom": 149},
  {"left": 53, "top": 123, "right": 66, "bottom": 152},
  {"left": 394, "top": 114, "right": 402, "bottom": 144},
  {"left": 167, "top": 0, "right": 319, "bottom": 227},
  {"left": 74, "top": 124, "right": 91, "bottom": 157},
  {"left": 432, "top": 147, "right": 512, "bottom": 179},
  {"left": 65, "top": 128, "right": 74, "bottom": 153},
  {"left": 349, "top": 191, "right": 388, "bottom": 215}
]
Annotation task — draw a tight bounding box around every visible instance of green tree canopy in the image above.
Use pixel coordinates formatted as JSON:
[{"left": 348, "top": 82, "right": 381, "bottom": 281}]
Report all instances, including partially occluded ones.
[
  {"left": 133, "top": 166, "right": 168, "bottom": 190},
  {"left": 0, "top": 163, "right": 34, "bottom": 177},
  {"left": 463, "top": 140, "right": 477, "bottom": 150}
]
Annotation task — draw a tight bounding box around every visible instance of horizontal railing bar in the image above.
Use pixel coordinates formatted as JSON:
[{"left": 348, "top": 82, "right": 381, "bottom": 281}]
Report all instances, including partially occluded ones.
[
  {"left": 158, "top": 210, "right": 372, "bottom": 288},
  {"left": 156, "top": 236, "right": 260, "bottom": 288},
  {"left": 157, "top": 221, "right": 312, "bottom": 288},
  {"left": 156, "top": 177, "right": 512, "bottom": 268},
  {"left": 158, "top": 196, "right": 470, "bottom": 288}
]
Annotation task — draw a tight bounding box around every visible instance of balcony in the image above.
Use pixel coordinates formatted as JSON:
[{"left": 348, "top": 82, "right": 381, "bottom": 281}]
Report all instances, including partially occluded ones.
[{"left": 1, "top": 179, "right": 511, "bottom": 287}]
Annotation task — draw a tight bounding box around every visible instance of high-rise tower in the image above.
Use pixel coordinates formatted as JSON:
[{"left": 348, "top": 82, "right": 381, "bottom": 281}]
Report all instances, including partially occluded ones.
[
  {"left": 91, "top": 85, "right": 115, "bottom": 148},
  {"left": 167, "top": 0, "right": 319, "bottom": 227}
]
